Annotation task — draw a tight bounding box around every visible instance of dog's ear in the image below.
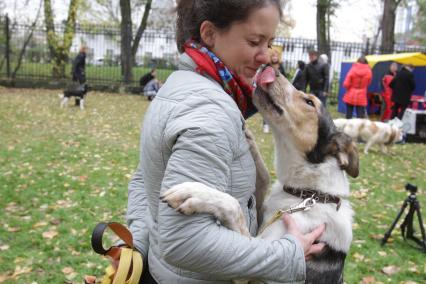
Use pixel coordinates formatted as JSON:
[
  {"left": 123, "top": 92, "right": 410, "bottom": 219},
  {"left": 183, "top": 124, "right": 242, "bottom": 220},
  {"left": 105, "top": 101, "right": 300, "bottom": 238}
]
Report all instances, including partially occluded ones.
[{"left": 326, "top": 132, "right": 359, "bottom": 178}]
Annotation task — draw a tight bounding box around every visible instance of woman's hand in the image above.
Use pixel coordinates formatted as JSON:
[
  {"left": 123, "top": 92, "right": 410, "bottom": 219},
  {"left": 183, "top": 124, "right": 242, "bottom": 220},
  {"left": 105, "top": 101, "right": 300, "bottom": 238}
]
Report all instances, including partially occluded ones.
[{"left": 282, "top": 214, "right": 326, "bottom": 260}]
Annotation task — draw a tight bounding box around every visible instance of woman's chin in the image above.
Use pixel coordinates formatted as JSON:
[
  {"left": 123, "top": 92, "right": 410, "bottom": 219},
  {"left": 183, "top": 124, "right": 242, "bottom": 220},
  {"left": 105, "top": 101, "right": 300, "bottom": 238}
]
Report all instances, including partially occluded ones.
[{"left": 240, "top": 75, "right": 255, "bottom": 86}]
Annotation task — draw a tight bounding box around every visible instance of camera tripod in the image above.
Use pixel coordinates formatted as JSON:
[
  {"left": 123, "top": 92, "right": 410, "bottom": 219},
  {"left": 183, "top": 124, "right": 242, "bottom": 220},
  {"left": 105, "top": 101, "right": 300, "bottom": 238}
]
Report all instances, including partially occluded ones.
[{"left": 381, "top": 184, "right": 426, "bottom": 253}]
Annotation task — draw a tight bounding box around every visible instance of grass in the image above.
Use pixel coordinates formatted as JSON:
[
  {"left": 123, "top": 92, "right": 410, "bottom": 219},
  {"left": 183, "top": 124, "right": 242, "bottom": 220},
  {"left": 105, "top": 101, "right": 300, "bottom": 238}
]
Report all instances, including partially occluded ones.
[
  {"left": 0, "top": 87, "right": 425, "bottom": 284},
  {"left": 2, "top": 63, "right": 175, "bottom": 85}
]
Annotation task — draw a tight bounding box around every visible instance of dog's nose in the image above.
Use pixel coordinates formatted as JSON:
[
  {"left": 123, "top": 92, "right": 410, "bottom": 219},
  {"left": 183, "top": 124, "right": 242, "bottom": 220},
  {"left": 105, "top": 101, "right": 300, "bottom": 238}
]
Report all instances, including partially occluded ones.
[{"left": 256, "top": 66, "right": 276, "bottom": 91}]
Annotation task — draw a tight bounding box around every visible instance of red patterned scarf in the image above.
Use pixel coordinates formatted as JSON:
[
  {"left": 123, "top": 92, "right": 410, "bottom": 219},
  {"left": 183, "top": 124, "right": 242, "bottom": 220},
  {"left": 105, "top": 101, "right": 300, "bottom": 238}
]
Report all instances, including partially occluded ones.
[{"left": 184, "top": 41, "right": 257, "bottom": 119}]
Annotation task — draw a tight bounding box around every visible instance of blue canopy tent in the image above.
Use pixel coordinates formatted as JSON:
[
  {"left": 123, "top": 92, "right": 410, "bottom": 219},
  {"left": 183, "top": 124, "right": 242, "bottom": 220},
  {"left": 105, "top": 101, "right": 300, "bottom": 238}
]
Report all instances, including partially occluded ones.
[{"left": 338, "top": 52, "right": 426, "bottom": 114}]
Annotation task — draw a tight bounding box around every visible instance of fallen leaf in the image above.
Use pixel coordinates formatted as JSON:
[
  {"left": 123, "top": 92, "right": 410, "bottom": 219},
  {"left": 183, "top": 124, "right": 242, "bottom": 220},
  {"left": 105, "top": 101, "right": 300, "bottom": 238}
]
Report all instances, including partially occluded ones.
[
  {"left": 42, "top": 230, "right": 58, "bottom": 239},
  {"left": 377, "top": 251, "right": 387, "bottom": 257},
  {"left": 353, "top": 252, "right": 365, "bottom": 262},
  {"left": 62, "top": 267, "right": 74, "bottom": 275},
  {"left": 0, "top": 274, "right": 10, "bottom": 282},
  {"left": 33, "top": 221, "right": 48, "bottom": 228},
  {"left": 79, "top": 175, "right": 88, "bottom": 182},
  {"left": 382, "top": 265, "right": 399, "bottom": 276},
  {"left": 0, "top": 245, "right": 9, "bottom": 251},
  {"left": 50, "top": 219, "right": 61, "bottom": 225},
  {"left": 7, "top": 227, "right": 20, "bottom": 233},
  {"left": 360, "top": 275, "right": 376, "bottom": 284},
  {"left": 11, "top": 266, "right": 32, "bottom": 278}
]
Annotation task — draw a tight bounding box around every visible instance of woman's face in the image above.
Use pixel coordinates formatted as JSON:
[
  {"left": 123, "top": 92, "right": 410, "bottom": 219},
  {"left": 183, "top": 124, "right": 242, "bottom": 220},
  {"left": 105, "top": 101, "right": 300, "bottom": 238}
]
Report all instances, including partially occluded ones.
[
  {"left": 390, "top": 63, "right": 398, "bottom": 73},
  {"left": 270, "top": 50, "right": 280, "bottom": 64},
  {"left": 209, "top": 5, "right": 280, "bottom": 85}
]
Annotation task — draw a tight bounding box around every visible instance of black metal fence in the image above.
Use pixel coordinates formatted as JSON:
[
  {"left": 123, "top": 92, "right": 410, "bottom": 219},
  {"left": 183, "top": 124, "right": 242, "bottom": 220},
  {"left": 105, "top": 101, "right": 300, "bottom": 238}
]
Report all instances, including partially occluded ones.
[{"left": 1, "top": 15, "right": 426, "bottom": 103}]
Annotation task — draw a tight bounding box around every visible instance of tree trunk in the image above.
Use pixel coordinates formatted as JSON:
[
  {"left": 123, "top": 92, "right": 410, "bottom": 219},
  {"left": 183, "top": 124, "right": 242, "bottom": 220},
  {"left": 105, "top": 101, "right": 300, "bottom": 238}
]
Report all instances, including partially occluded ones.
[
  {"left": 43, "top": 0, "right": 79, "bottom": 78},
  {"left": 120, "top": 0, "right": 133, "bottom": 84},
  {"left": 12, "top": 0, "right": 43, "bottom": 79},
  {"left": 316, "top": 0, "right": 330, "bottom": 57},
  {"left": 371, "top": 15, "right": 383, "bottom": 54},
  {"left": 131, "top": 0, "right": 152, "bottom": 66},
  {"left": 380, "top": 0, "right": 402, "bottom": 54}
]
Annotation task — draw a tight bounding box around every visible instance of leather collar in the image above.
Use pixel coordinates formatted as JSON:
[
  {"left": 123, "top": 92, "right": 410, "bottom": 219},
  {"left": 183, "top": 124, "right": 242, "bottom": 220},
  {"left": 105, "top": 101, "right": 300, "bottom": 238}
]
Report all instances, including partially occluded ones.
[{"left": 283, "top": 186, "right": 342, "bottom": 211}]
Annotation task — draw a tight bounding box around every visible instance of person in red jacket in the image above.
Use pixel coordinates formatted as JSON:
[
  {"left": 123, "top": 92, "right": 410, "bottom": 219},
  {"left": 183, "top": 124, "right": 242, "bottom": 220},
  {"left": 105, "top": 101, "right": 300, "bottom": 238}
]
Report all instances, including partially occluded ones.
[
  {"left": 380, "top": 62, "right": 398, "bottom": 121},
  {"left": 343, "top": 56, "right": 372, "bottom": 119}
]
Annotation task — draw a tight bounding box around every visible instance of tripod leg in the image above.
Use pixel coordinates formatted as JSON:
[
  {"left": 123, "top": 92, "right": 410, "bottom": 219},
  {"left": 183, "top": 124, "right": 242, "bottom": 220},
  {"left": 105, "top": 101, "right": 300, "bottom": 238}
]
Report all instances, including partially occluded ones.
[
  {"left": 382, "top": 199, "right": 409, "bottom": 246},
  {"left": 400, "top": 202, "right": 416, "bottom": 240},
  {"left": 414, "top": 202, "right": 426, "bottom": 252}
]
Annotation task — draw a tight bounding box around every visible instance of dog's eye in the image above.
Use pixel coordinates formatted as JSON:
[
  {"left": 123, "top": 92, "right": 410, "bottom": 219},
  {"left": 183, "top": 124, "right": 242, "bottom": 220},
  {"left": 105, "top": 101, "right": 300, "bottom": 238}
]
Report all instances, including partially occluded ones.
[{"left": 304, "top": 98, "right": 315, "bottom": 107}]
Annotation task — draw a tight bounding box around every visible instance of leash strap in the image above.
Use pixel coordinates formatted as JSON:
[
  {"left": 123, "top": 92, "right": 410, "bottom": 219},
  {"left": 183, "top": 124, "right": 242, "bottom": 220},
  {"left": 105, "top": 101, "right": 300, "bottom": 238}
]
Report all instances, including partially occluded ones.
[
  {"left": 258, "top": 197, "right": 316, "bottom": 235},
  {"left": 91, "top": 222, "right": 143, "bottom": 284}
]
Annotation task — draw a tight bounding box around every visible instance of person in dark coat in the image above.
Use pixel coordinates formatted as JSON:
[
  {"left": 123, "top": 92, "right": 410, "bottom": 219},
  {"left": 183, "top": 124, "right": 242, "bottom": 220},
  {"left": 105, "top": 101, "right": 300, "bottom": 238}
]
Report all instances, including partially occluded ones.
[
  {"left": 71, "top": 46, "right": 88, "bottom": 106},
  {"left": 390, "top": 65, "right": 415, "bottom": 119},
  {"left": 292, "top": 60, "right": 305, "bottom": 91},
  {"left": 302, "top": 50, "right": 330, "bottom": 106},
  {"left": 139, "top": 68, "right": 161, "bottom": 101}
]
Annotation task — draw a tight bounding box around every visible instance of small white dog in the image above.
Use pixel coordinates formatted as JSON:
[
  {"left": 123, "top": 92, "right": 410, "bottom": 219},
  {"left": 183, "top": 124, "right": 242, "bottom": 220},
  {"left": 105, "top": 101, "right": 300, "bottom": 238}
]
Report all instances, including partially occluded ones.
[{"left": 334, "top": 118, "right": 403, "bottom": 154}]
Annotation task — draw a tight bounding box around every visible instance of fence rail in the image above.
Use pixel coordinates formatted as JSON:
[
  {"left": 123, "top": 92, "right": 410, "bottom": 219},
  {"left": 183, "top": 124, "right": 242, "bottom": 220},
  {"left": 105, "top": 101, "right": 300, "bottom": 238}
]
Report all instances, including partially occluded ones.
[{"left": 1, "top": 15, "right": 426, "bottom": 103}]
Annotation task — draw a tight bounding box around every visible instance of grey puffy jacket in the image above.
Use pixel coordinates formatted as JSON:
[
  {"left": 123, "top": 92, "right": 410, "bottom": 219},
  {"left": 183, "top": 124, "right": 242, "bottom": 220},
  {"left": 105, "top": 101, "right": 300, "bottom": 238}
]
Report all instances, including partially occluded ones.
[{"left": 126, "top": 53, "right": 306, "bottom": 283}]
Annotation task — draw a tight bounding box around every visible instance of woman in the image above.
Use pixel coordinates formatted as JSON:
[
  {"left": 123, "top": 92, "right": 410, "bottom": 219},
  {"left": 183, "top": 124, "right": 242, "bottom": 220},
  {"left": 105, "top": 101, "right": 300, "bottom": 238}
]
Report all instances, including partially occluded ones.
[
  {"left": 269, "top": 47, "right": 287, "bottom": 77},
  {"left": 380, "top": 62, "right": 398, "bottom": 121},
  {"left": 126, "top": 1, "right": 325, "bottom": 283},
  {"left": 342, "top": 56, "right": 372, "bottom": 119},
  {"left": 292, "top": 60, "right": 306, "bottom": 91}
]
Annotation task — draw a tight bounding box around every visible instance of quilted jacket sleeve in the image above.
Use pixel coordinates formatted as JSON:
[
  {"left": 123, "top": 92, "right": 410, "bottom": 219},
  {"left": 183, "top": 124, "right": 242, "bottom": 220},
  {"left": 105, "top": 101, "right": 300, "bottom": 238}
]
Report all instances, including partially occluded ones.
[
  {"left": 157, "top": 97, "right": 306, "bottom": 283},
  {"left": 126, "top": 161, "right": 149, "bottom": 260}
]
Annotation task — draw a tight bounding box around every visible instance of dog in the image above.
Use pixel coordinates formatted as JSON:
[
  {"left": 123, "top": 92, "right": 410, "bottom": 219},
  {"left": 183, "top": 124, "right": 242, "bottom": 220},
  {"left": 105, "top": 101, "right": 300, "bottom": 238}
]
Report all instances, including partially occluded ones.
[
  {"left": 59, "top": 83, "right": 88, "bottom": 110},
  {"left": 161, "top": 66, "right": 359, "bottom": 284},
  {"left": 334, "top": 118, "right": 403, "bottom": 154}
]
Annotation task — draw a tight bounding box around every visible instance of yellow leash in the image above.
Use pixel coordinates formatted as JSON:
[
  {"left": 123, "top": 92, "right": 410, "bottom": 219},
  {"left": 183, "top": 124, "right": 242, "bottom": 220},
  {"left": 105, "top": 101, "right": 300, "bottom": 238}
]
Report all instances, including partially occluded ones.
[
  {"left": 90, "top": 222, "right": 144, "bottom": 284},
  {"left": 101, "top": 248, "right": 143, "bottom": 284}
]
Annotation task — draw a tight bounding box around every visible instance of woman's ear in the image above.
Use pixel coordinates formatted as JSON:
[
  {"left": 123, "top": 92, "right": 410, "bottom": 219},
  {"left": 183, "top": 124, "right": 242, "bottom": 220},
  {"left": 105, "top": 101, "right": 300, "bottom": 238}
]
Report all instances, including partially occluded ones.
[{"left": 200, "top": 21, "right": 216, "bottom": 48}]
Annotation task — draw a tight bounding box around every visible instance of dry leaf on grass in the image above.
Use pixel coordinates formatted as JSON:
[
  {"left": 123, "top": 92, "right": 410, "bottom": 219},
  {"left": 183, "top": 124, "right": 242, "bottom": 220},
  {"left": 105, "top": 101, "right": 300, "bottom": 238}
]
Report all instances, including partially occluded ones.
[
  {"left": 42, "top": 230, "right": 58, "bottom": 239},
  {"left": 62, "top": 267, "right": 74, "bottom": 274},
  {"left": 0, "top": 274, "right": 10, "bottom": 283},
  {"left": 360, "top": 275, "right": 376, "bottom": 284},
  {"left": 381, "top": 265, "right": 400, "bottom": 275},
  {"left": 377, "top": 251, "right": 387, "bottom": 256},
  {"left": 6, "top": 227, "right": 20, "bottom": 233},
  {"left": 11, "top": 266, "right": 32, "bottom": 278},
  {"left": 353, "top": 252, "right": 365, "bottom": 262},
  {"left": 0, "top": 245, "right": 9, "bottom": 251},
  {"left": 33, "top": 221, "right": 48, "bottom": 228}
]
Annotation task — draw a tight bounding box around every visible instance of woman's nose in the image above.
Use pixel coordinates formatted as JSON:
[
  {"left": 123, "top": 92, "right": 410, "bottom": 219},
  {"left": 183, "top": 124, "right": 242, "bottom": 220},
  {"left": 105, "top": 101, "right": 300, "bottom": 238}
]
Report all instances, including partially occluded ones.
[{"left": 255, "top": 49, "right": 270, "bottom": 65}]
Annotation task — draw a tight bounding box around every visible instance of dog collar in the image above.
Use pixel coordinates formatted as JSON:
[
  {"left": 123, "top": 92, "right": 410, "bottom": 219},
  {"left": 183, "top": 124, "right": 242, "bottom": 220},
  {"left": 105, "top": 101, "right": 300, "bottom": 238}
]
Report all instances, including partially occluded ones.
[{"left": 283, "top": 186, "right": 342, "bottom": 211}]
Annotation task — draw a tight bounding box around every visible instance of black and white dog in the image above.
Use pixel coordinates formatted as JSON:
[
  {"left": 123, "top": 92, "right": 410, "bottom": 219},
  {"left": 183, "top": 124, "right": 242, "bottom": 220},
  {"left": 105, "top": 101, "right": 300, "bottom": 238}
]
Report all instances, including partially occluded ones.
[
  {"left": 59, "top": 83, "right": 88, "bottom": 110},
  {"left": 161, "top": 66, "right": 359, "bottom": 284}
]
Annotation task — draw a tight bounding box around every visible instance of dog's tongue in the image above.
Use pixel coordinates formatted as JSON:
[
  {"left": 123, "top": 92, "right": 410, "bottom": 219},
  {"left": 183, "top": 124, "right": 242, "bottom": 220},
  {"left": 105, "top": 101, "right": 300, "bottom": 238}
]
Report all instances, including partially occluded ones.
[{"left": 256, "top": 66, "right": 276, "bottom": 90}]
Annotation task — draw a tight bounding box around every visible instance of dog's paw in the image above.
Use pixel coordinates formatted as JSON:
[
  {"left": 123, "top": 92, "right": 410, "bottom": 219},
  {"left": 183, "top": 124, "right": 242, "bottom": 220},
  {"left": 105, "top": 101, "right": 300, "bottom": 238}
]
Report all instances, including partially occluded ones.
[
  {"left": 160, "top": 182, "right": 250, "bottom": 236},
  {"left": 160, "top": 182, "right": 215, "bottom": 215}
]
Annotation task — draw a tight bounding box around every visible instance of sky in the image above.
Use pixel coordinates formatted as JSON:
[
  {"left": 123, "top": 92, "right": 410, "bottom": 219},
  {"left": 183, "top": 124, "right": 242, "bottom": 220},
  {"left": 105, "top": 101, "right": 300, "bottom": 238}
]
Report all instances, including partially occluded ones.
[
  {"left": 290, "top": 0, "right": 382, "bottom": 42},
  {"left": 4, "top": 0, "right": 383, "bottom": 43}
]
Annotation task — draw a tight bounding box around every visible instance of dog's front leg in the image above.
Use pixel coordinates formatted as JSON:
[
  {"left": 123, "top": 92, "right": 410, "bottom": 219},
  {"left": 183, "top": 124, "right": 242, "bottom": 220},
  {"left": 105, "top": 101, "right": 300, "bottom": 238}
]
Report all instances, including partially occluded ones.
[
  {"left": 245, "top": 128, "right": 270, "bottom": 225},
  {"left": 161, "top": 182, "right": 250, "bottom": 237}
]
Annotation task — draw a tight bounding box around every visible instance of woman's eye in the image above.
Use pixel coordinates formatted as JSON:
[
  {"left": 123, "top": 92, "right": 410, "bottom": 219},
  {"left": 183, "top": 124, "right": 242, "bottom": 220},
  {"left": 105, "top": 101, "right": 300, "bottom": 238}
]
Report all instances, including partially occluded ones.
[
  {"left": 305, "top": 98, "right": 315, "bottom": 107},
  {"left": 249, "top": 41, "right": 260, "bottom": 46}
]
